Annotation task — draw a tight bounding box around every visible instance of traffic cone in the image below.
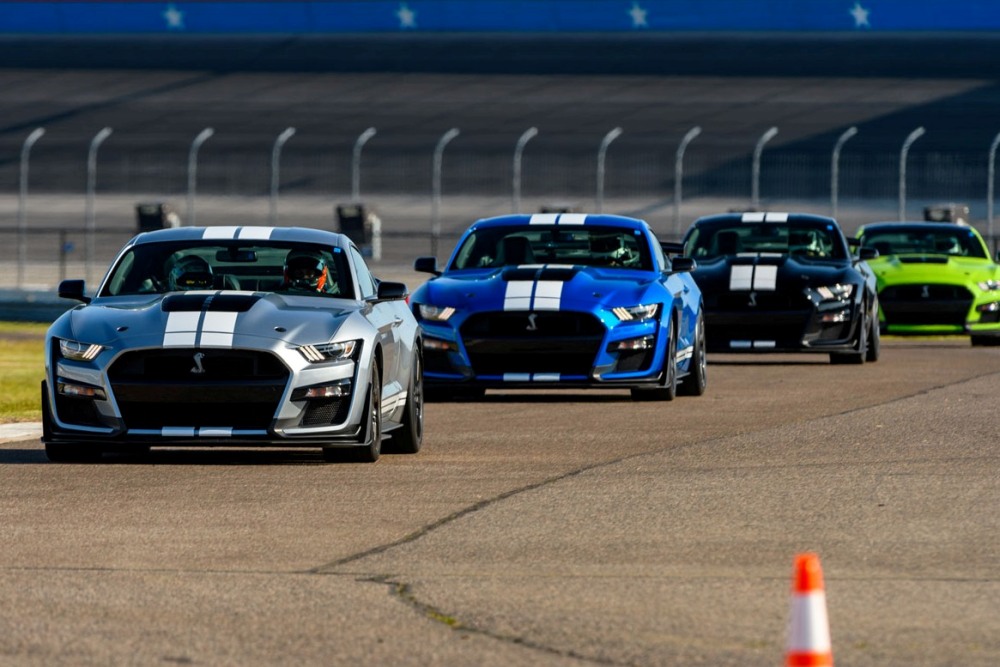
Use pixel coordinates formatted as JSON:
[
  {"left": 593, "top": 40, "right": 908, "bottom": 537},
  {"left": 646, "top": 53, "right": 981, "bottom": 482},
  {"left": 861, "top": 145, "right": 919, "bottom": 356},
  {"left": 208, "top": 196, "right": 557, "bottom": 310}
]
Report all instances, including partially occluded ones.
[{"left": 785, "top": 552, "right": 833, "bottom": 666}]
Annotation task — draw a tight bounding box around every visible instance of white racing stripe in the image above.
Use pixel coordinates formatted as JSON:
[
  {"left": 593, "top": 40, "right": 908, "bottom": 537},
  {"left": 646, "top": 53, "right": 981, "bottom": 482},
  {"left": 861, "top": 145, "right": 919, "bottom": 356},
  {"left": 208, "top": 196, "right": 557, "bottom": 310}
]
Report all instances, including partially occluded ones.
[
  {"left": 162, "top": 427, "right": 196, "bottom": 437},
  {"left": 676, "top": 346, "right": 694, "bottom": 363},
  {"left": 529, "top": 213, "right": 559, "bottom": 225},
  {"left": 504, "top": 276, "right": 563, "bottom": 311},
  {"left": 558, "top": 214, "right": 587, "bottom": 225},
  {"left": 200, "top": 311, "right": 238, "bottom": 347},
  {"left": 202, "top": 226, "right": 240, "bottom": 239},
  {"left": 730, "top": 340, "right": 776, "bottom": 349},
  {"left": 163, "top": 311, "right": 201, "bottom": 347},
  {"left": 729, "top": 264, "right": 778, "bottom": 291},
  {"left": 237, "top": 227, "right": 274, "bottom": 239},
  {"left": 162, "top": 303, "right": 240, "bottom": 347},
  {"left": 740, "top": 212, "right": 788, "bottom": 223},
  {"left": 503, "top": 373, "right": 560, "bottom": 382}
]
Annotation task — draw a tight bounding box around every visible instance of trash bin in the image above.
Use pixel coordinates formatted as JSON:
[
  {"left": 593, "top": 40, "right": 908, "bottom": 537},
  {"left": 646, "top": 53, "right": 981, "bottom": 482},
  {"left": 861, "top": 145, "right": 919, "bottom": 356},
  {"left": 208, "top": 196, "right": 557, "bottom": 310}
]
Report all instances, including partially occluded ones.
[
  {"left": 135, "top": 202, "right": 181, "bottom": 232},
  {"left": 924, "top": 203, "right": 969, "bottom": 225},
  {"left": 336, "top": 203, "right": 381, "bottom": 260}
]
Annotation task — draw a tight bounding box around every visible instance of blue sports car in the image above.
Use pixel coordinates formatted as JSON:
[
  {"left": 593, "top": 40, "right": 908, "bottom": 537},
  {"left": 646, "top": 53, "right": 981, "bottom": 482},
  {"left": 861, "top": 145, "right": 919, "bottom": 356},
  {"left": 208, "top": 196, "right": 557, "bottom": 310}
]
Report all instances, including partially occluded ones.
[{"left": 410, "top": 213, "right": 706, "bottom": 400}]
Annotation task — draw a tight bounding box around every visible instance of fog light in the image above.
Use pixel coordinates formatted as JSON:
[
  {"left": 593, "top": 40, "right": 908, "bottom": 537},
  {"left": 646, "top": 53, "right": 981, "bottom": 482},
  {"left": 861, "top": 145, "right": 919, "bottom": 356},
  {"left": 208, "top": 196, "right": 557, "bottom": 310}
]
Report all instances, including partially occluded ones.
[
  {"left": 57, "top": 381, "right": 107, "bottom": 400},
  {"left": 977, "top": 302, "right": 1000, "bottom": 313},
  {"left": 292, "top": 379, "right": 351, "bottom": 401},
  {"left": 424, "top": 337, "right": 458, "bottom": 352},
  {"left": 610, "top": 335, "right": 654, "bottom": 352},
  {"left": 820, "top": 311, "right": 849, "bottom": 323}
]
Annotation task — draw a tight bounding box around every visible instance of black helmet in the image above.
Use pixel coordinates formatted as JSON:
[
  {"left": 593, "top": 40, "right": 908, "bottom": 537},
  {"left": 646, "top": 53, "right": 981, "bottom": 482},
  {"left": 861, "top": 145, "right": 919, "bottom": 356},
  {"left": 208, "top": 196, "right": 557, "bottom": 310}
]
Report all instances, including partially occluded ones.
[
  {"left": 284, "top": 250, "right": 330, "bottom": 292},
  {"left": 168, "top": 255, "right": 214, "bottom": 291}
]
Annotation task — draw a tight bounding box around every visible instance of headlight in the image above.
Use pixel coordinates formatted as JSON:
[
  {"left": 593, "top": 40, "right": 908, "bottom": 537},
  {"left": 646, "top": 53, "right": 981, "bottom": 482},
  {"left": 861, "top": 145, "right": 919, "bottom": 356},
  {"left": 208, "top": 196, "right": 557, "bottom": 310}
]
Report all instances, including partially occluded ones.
[
  {"left": 297, "top": 340, "right": 359, "bottom": 363},
  {"left": 58, "top": 338, "right": 105, "bottom": 361},
  {"left": 417, "top": 304, "right": 456, "bottom": 322},
  {"left": 977, "top": 280, "right": 1000, "bottom": 291},
  {"left": 612, "top": 304, "right": 660, "bottom": 322},
  {"left": 812, "top": 284, "right": 854, "bottom": 301}
]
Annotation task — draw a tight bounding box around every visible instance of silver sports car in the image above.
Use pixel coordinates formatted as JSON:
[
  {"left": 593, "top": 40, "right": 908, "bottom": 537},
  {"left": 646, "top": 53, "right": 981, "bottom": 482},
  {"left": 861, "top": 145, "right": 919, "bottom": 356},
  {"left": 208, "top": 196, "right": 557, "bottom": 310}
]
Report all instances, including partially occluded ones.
[{"left": 42, "top": 225, "right": 423, "bottom": 463}]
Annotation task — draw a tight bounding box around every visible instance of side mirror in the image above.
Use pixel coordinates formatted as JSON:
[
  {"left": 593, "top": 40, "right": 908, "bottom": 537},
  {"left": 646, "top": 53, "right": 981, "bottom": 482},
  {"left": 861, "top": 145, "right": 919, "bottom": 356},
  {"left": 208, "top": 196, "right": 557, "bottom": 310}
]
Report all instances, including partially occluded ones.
[
  {"left": 414, "top": 256, "right": 441, "bottom": 276},
  {"left": 670, "top": 257, "right": 697, "bottom": 273},
  {"left": 58, "top": 279, "right": 91, "bottom": 304},
  {"left": 375, "top": 281, "right": 408, "bottom": 301},
  {"left": 857, "top": 247, "right": 879, "bottom": 261}
]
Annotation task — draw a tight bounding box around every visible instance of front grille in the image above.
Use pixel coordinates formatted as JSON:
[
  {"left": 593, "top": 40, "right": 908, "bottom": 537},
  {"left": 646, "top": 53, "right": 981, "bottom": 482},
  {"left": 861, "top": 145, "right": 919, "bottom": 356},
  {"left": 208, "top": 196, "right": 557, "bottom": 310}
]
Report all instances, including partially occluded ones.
[
  {"left": 108, "top": 349, "right": 289, "bottom": 429},
  {"left": 706, "top": 311, "right": 812, "bottom": 348},
  {"left": 461, "top": 311, "right": 604, "bottom": 376},
  {"left": 708, "top": 292, "right": 807, "bottom": 310},
  {"left": 880, "top": 284, "right": 972, "bottom": 326},
  {"left": 424, "top": 349, "right": 457, "bottom": 374},
  {"left": 614, "top": 348, "right": 655, "bottom": 372}
]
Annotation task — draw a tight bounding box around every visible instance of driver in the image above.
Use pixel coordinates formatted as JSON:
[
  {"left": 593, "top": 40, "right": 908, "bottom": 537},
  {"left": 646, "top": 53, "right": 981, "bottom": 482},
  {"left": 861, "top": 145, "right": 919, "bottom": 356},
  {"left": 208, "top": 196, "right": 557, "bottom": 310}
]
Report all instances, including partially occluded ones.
[
  {"left": 167, "top": 255, "right": 214, "bottom": 291},
  {"left": 283, "top": 249, "right": 336, "bottom": 293}
]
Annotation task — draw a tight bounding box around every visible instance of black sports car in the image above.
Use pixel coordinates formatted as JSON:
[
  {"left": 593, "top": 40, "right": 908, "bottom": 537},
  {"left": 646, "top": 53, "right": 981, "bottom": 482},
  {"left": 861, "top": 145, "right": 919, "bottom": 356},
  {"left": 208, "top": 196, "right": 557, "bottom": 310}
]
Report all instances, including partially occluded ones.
[{"left": 681, "top": 212, "right": 880, "bottom": 363}]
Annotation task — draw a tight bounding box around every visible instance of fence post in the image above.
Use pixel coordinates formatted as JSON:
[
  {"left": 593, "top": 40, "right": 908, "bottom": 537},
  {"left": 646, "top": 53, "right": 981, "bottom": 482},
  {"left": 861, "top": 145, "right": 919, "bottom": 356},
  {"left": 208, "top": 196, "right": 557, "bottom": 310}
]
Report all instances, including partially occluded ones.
[
  {"left": 512, "top": 127, "right": 538, "bottom": 213},
  {"left": 596, "top": 127, "right": 623, "bottom": 213},
  {"left": 187, "top": 127, "right": 215, "bottom": 227},
  {"left": 898, "top": 127, "right": 926, "bottom": 221},
  {"left": 751, "top": 126, "right": 778, "bottom": 210},
  {"left": 431, "top": 128, "right": 460, "bottom": 256},
  {"left": 85, "top": 127, "right": 113, "bottom": 285},
  {"left": 831, "top": 126, "right": 857, "bottom": 220},
  {"left": 352, "top": 127, "right": 377, "bottom": 202},
  {"left": 269, "top": 127, "right": 296, "bottom": 225},
  {"left": 17, "top": 127, "right": 45, "bottom": 289},
  {"left": 674, "top": 126, "right": 702, "bottom": 233}
]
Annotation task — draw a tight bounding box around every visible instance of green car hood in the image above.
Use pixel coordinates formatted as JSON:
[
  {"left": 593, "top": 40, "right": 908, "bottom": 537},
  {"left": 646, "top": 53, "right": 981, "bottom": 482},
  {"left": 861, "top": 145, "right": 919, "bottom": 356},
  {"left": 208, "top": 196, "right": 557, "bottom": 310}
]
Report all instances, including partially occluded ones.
[{"left": 869, "top": 254, "right": 1000, "bottom": 288}]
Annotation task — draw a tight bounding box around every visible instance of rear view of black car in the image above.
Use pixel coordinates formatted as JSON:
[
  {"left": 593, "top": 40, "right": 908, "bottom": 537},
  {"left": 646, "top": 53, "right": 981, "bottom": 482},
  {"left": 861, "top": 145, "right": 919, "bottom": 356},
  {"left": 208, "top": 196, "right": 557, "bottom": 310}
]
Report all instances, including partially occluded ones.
[{"left": 682, "top": 212, "right": 880, "bottom": 364}]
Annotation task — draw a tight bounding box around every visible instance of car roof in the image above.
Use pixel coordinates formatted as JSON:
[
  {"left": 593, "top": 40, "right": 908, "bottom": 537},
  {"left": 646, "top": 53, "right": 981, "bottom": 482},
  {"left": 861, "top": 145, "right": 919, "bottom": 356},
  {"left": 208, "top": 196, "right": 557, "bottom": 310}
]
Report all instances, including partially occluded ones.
[
  {"left": 692, "top": 211, "right": 839, "bottom": 227},
  {"left": 470, "top": 213, "right": 652, "bottom": 232},
  {"left": 859, "top": 221, "right": 980, "bottom": 234},
  {"left": 129, "top": 225, "right": 348, "bottom": 247}
]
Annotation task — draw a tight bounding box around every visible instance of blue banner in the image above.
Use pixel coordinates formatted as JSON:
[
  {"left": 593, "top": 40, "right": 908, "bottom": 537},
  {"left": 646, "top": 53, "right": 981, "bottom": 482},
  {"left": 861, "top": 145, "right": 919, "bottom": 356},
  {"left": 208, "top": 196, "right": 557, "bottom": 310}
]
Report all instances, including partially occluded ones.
[{"left": 0, "top": 1, "right": 998, "bottom": 34}]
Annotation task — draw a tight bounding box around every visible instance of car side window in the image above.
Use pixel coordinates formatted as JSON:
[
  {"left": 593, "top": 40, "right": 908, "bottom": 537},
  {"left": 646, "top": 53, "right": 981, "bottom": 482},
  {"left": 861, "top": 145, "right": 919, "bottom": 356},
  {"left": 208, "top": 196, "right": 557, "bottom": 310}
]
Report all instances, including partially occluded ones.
[{"left": 349, "top": 246, "right": 377, "bottom": 299}]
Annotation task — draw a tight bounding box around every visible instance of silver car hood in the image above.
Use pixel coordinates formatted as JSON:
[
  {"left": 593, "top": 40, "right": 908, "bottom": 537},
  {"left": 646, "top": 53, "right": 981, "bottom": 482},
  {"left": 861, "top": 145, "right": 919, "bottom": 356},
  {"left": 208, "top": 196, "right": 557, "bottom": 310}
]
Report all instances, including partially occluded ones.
[{"left": 60, "top": 291, "right": 358, "bottom": 349}]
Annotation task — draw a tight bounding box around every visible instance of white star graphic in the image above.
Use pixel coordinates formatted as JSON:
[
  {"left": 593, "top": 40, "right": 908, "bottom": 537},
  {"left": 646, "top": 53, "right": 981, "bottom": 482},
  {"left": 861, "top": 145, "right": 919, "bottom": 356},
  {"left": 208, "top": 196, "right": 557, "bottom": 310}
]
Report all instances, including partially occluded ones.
[
  {"left": 629, "top": 2, "right": 648, "bottom": 28},
  {"left": 849, "top": 2, "right": 870, "bottom": 28},
  {"left": 163, "top": 3, "right": 185, "bottom": 30},
  {"left": 397, "top": 3, "right": 417, "bottom": 29}
]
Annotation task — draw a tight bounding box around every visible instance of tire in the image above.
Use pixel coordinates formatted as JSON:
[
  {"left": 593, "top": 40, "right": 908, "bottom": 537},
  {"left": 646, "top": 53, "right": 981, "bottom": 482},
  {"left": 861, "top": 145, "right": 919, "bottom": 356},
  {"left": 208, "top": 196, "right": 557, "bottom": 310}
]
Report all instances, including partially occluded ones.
[
  {"left": 678, "top": 312, "right": 707, "bottom": 397},
  {"left": 324, "top": 362, "right": 382, "bottom": 463},
  {"left": 830, "top": 307, "right": 868, "bottom": 365},
  {"left": 631, "top": 320, "right": 677, "bottom": 402},
  {"left": 865, "top": 306, "right": 881, "bottom": 362},
  {"left": 971, "top": 335, "right": 1000, "bottom": 346},
  {"left": 385, "top": 349, "right": 424, "bottom": 454}
]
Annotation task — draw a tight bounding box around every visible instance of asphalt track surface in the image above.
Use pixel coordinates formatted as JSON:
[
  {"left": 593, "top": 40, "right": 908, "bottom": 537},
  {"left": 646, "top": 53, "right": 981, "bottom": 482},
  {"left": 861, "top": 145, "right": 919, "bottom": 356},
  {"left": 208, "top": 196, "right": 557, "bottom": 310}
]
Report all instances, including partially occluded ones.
[
  {"left": 1, "top": 337, "right": 998, "bottom": 665},
  {"left": 1, "top": 35, "right": 999, "bottom": 665}
]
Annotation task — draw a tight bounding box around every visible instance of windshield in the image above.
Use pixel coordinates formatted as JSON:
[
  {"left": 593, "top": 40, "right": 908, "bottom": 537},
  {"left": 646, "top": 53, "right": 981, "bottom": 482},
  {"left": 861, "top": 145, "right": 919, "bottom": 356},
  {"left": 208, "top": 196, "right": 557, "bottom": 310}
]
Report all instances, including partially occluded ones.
[
  {"left": 101, "top": 240, "right": 354, "bottom": 298},
  {"left": 450, "top": 225, "right": 653, "bottom": 271},
  {"left": 860, "top": 226, "right": 987, "bottom": 259},
  {"left": 685, "top": 221, "right": 847, "bottom": 260}
]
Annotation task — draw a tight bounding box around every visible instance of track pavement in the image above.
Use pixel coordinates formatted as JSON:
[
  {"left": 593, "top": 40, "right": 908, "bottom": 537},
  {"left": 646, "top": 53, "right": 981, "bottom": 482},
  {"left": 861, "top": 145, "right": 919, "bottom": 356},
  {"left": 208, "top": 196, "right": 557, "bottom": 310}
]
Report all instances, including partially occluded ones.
[{"left": 1, "top": 339, "right": 997, "bottom": 665}]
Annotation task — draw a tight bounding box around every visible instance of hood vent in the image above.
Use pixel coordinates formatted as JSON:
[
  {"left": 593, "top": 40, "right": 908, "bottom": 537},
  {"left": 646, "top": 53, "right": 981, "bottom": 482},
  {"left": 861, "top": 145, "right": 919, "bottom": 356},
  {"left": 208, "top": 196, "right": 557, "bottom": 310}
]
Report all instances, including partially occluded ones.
[
  {"left": 898, "top": 256, "right": 949, "bottom": 264},
  {"left": 162, "top": 293, "right": 262, "bottom": 313},
  {"left": 502, "top": 266, "right": 578, "bottom": 282}
]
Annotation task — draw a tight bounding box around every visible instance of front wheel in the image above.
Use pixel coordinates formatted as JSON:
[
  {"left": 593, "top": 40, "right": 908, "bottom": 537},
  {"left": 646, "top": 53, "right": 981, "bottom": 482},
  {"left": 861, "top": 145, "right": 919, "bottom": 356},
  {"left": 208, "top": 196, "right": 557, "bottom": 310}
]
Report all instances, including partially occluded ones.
[
  {"left": 678, "top": 312, "right": 707, "bottom": 397},
  {"left": 631, "top": 323, "right": 677, "bottom": 402},
  {"left": 830, "top": 308, "right": 868, "bottom": 365},
  {"left": 385, "top": 349, "right": 424, "bottom": 454},
  {"left": 324, "top": 363, "right": 382, "bottom": 463}
]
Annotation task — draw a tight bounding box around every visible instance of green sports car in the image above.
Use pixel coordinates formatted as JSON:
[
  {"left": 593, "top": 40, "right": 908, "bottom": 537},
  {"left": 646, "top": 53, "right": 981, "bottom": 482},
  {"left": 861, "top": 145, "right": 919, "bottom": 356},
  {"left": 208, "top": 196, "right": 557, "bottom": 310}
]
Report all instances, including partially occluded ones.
[{"left": 857, "top": 221, "right": 1000, "bottom": 345}]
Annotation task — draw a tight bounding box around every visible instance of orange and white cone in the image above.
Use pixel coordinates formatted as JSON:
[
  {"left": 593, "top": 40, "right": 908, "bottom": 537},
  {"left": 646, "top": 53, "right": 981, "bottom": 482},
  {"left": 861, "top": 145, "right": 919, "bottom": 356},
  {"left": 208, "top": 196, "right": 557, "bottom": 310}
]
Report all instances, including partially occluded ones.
[{"left": 785, "top": 552, "right": 833, "bottom": 667}]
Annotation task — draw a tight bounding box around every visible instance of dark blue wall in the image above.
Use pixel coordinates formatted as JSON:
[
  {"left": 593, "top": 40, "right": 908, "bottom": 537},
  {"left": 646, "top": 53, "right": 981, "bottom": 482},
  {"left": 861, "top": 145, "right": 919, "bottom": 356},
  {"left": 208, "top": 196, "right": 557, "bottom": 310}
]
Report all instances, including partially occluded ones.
[{"left": 1, "top": 1, "right": 998, "bottom": 34}]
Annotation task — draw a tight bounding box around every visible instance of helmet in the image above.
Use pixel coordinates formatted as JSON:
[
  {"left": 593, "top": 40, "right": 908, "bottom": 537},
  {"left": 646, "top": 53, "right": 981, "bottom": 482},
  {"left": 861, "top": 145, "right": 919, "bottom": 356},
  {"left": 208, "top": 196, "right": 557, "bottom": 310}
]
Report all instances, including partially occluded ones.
[
  {"left": 284, "top": 250, "right": 330, "bottom": 292},
  {"left": 168, "top": 255, "right": 214, "bottom": 291}
]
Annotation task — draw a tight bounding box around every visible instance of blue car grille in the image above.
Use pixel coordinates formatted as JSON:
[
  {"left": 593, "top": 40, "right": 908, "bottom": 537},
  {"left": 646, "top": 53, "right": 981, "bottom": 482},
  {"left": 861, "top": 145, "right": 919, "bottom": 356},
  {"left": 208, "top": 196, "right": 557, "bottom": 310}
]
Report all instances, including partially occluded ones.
[
  {"left": 107, "top": 349, "right": 288, "bottom": 430},
  {"left": 460, "top": 311, "right": 604, "bottom": 376},
  {"left": 880, "top": 284, "right": 972, "bottom": 325}
]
